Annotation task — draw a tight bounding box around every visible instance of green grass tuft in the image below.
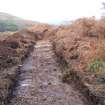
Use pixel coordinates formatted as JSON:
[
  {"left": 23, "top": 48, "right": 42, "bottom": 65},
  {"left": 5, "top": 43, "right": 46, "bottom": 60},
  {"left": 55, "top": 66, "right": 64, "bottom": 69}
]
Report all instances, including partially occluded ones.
[{"left": 88, "top": 59, "right": 105, "bottom": 72}]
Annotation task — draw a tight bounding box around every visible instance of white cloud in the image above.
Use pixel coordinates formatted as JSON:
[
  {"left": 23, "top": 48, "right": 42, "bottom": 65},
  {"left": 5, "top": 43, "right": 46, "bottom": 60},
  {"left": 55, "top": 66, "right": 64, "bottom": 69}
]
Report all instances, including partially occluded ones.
[{"left": 0, "top": 0, "right": 103, "bottom": 23}]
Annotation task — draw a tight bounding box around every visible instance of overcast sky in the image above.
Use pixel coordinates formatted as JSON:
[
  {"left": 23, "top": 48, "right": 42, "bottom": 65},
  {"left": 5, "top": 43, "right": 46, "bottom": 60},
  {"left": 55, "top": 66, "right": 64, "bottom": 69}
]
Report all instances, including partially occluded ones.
[{"left": 0, "top": 0, "right": 104, "bottom": 24}]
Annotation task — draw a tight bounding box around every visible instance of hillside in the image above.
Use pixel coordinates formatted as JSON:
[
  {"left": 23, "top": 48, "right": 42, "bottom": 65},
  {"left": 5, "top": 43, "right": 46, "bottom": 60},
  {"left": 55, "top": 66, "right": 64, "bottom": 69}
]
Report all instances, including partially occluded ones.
[
  {"left": 1, "top": 17, "right": 105, "bottom": 105},
  {"left": 0, "top": 12, "right": 37, "bottom": 32}
]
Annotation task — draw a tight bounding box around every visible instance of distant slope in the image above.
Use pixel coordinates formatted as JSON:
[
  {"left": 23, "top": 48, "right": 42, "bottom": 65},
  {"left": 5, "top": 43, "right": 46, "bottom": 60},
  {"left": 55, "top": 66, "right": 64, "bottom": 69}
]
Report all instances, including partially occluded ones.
[{"left": 0, "top": 12, "right": 38, "bottom": 32}]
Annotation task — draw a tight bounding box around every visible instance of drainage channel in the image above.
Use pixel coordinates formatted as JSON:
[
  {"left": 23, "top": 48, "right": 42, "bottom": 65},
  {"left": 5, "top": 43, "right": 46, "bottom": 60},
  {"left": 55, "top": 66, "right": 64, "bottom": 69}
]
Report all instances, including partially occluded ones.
[{"left": 9, "top": 41, "right": 93, "bottom": 105}]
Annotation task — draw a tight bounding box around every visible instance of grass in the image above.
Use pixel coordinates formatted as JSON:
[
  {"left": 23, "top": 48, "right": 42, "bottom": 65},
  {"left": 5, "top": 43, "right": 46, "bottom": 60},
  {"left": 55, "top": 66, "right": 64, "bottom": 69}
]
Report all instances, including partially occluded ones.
[
  {"left": 0, "top": 21, "right": 19, "bottom": 32},
  {"left": 88, "top": 59, "right": 105, "bottom": 73}
]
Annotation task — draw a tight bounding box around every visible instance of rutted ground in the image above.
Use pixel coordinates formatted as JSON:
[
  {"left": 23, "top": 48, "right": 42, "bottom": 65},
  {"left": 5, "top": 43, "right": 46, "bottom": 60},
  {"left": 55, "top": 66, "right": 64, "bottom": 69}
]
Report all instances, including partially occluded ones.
[
  {"left": 9, "top": 41, "right": 92, "bottom": 105},
  {"left": 0, "top": 33, "right": 34, "bottom": 105}
]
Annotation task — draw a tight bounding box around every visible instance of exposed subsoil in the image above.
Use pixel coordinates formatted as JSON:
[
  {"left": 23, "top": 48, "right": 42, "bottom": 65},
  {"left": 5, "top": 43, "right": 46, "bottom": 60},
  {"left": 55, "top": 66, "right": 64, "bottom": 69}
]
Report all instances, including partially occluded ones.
[
  {"left": 0, "top": 34, "right": 35, "bottom": 105},
  {"left": 9, "top": 41, "right": 92, "bottom": 105}
]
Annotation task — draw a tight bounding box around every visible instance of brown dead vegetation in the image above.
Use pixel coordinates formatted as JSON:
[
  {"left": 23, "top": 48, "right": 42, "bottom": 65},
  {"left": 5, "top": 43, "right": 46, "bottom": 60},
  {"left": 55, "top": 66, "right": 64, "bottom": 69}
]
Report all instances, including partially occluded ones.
[
  {"left": 27, "top": 24, "right": 58, "bottom": 40},
  {"left": 52, "top": 17, "right": 105, "bottom": 104},
  {"left": 1, "top": 18, "right": 105, "bottom": 104}
]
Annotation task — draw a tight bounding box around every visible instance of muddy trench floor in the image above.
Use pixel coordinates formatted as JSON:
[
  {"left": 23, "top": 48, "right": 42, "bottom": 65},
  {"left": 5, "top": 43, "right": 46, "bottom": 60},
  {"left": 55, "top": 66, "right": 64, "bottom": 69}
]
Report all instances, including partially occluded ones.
[{"left": 8, "top": 40, "right": 93, "bottom": 105}]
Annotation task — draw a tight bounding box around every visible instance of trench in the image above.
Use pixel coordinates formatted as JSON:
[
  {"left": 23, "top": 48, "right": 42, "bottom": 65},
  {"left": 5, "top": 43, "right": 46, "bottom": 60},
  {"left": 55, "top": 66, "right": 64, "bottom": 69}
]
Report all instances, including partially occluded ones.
[{"left": 9, "top": 41, "right": 93, "bottom": 105}]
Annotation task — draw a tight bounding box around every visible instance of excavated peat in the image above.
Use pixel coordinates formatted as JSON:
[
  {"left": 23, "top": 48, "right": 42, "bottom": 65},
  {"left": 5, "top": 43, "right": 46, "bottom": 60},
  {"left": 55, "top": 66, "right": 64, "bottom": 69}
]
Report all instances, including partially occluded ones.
[{"left": 9, "top": 41, "right": 92, "bottom": 105}]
